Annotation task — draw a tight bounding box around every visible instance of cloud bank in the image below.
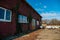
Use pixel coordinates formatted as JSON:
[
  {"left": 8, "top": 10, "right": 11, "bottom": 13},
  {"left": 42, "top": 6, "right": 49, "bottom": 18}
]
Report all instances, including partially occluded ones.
[{"left": 40, "top": 12, "right": 60, "bottom": 20}]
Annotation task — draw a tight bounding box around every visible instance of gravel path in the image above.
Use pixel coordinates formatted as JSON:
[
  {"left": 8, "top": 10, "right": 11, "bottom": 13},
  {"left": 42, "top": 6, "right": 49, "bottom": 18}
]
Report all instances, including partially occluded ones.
[
  {"left": 35, "top": 29, "right": 60, "bottom": 40},
  {"left": 13, "top": 29, "right": 60, "bottom": 40}
]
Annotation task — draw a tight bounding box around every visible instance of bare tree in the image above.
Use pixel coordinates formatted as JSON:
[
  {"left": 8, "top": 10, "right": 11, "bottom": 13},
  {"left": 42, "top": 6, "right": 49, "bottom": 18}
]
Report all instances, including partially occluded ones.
[
  {"left": 42, "top": 19, "right": 60, "bottom": 25},
  {"left": 48, "top": 19, "right": 60, "bottom": 25}
]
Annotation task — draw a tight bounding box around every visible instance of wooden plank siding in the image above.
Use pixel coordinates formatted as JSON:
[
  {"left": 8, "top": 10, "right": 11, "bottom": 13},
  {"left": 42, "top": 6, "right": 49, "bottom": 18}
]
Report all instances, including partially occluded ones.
[{"left": 0, "top": 0, "right": 42, "bottom": 38}]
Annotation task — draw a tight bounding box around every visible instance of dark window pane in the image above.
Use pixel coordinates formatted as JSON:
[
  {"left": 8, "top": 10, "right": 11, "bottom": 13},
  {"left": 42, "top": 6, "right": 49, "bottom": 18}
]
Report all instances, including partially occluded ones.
[
  {"left": 32, "top": 19, "right": 36, "bottom": 29},
  {"left": 18, "top": 15, "right": 28, "bottom": 23},
  {"left": 23, "top": 16, "right": 27, "bottom": 23},
  {"left": 18, "top": 15, "right": 23, "bottom": 23},
  {"left": 6, "top": 10, "right": 10, "bottom": 20},
  {"left": 0, "top": 8, "right": 4, "bottom": 19},
  {"left": 37, "top": 21, "right": 39, "bottom": 25}
]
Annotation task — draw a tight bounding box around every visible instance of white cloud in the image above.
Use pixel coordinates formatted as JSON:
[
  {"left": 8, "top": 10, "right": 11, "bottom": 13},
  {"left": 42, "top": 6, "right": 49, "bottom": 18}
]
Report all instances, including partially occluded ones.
[
  {"left": 35, "top": 2, "right": 41, "bottom": 6},
  {"left": 41, "top": 12, "right": 60, "bottom": 20},
  {"left": 44, "top": 5, "right": 47, "bottom": 8},
  {"left": 41, "top": 12, "right": 57, "bottom": 17},
  {"left": 35, "top": 8, "right": 44, "bottom": 11}
]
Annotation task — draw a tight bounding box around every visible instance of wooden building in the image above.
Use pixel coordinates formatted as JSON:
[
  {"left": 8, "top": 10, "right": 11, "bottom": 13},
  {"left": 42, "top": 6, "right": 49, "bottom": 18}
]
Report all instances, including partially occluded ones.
[{"left": 0, "top": 0, "right": 42, "bottom": 38}]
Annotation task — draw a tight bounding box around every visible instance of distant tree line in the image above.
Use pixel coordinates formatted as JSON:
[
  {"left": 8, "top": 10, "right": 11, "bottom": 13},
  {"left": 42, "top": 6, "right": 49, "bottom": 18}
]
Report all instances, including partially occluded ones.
[{"left": 42, "top": 19, "right": 60, "bottom": 25}]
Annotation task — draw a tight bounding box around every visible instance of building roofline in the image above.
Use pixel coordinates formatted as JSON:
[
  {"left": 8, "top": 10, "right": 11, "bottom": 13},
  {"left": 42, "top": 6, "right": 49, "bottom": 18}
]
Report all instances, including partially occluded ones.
[{"left": 24, "top": 0, "right": 42, "bottom": 18}]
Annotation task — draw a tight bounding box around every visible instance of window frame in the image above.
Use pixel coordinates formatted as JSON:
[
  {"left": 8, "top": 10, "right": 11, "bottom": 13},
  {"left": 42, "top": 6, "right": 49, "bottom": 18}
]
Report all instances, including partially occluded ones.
[
  {"left": 18, "top": 15, "right": 28, "bottom": 23},
  {"left": 23, "top": 15, "right": 28, "bottom": 23},
  {"left": 18, "top": 15, "right": 23, "bottom": 23},
  {"left": 32, "top": 19, "right": 36, "bottom": 26},
  {"left": 0, "top": 7, "right": 12, "bottom": 22},
  {"left": 37, "top": 21, "right": 39, "bottom": 25}
]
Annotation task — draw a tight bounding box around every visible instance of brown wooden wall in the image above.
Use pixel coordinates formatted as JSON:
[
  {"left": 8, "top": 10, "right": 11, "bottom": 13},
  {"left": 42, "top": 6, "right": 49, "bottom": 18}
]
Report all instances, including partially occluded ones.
[
  {"left": 0, "top": 0, "right": 17, "bottom": 38},
  {"left": 0, "top": 0, "right": 42, "bottom": 38}
]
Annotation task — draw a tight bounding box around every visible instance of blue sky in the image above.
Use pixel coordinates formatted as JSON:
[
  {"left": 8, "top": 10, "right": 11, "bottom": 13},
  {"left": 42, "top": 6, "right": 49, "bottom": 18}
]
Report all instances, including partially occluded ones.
[{"left": 26, "top": 0, "right": 60, "bottom": 20}]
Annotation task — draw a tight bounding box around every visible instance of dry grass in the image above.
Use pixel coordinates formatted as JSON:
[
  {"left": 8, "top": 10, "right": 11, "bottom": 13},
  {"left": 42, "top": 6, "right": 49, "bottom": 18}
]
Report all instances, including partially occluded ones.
[
  {"left": 13, "top": 28, "right": 60, "bottom": 40},
  {"left": 13, "top": 29, "right": 42, "bottom": 40}
]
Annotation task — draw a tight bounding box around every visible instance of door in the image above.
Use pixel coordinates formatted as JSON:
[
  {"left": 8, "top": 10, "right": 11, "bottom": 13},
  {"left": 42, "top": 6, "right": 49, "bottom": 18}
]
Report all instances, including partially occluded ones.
[{"left": 16, "top": 14, "right": 23, "bottom": 34}]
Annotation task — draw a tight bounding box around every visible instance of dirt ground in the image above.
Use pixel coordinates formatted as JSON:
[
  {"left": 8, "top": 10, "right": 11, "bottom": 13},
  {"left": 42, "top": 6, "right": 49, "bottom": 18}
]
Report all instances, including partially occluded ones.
[{"left": 13, "top": 28, "right": 60, "bottom": 40}]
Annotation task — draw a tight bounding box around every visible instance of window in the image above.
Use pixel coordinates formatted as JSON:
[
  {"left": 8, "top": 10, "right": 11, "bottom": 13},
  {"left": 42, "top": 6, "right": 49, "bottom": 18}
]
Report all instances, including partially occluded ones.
[
  {"left": 32, "top": 19, "right": 36, "bottom": 29},
  {"left": 23, "top": 16, "right": 27, "bottom": 23},
  {"left": 37, "top": 21, "right": 39, "bottom": 25},
  {"left": 32, "top": 19, "right": 36, "bottom": 26},
  {"left": 0, "top": 7, "right": 12, "bottom": 22},
  {"left": 0, "top": 8, "right": 4, "bottom": 19},
  {"left": 18, "top": 15, "right": 28, "bottom": 23},
  {"left": 6, "top": 10, "right": 11, "bottom": 20},
  {"left": 18, "top": 15, "right": 23, "bottom": 23}
]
